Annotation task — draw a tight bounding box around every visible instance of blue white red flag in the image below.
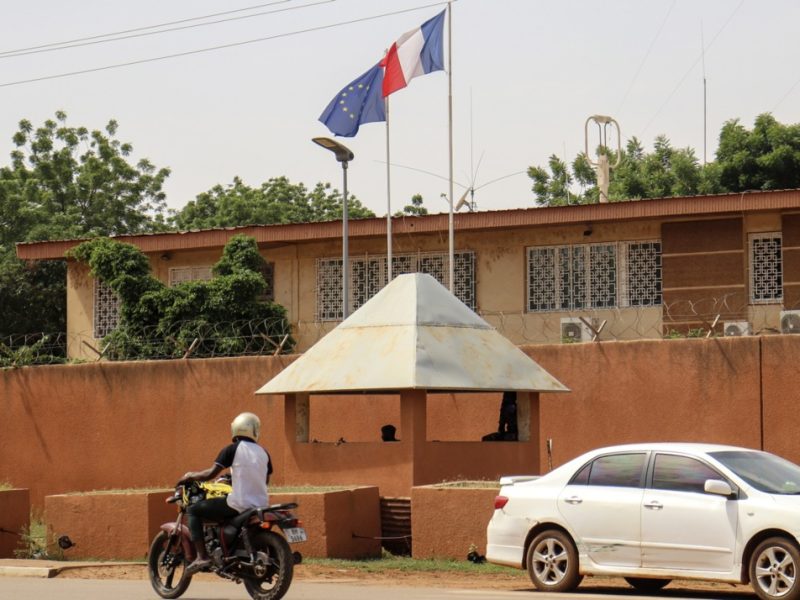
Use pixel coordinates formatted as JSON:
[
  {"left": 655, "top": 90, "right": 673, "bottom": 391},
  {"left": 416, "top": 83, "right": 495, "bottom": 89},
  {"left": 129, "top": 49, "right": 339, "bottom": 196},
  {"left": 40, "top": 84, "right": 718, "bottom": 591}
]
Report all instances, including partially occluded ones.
[
  {"left": 381, "top": 9, "right": 446, "bottom": 97},
  {"left": 319, "top": 62, "right": 386, "bottom": 137}
]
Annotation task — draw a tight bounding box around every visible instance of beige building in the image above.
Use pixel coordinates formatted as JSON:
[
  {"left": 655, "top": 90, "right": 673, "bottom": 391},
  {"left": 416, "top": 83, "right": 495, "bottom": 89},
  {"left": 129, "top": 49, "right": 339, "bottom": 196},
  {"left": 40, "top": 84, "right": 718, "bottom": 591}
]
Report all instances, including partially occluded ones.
[{"left": 16, "top": 189, "right": 800, "bottom": 360}]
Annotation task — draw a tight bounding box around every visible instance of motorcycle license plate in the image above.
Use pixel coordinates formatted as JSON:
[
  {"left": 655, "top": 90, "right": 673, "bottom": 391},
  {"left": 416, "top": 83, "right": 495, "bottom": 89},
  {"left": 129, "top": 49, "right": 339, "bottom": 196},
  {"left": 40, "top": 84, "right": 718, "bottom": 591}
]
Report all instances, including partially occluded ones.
[{"left": 284, "top": 527, "right": 307, "bottom": 543}]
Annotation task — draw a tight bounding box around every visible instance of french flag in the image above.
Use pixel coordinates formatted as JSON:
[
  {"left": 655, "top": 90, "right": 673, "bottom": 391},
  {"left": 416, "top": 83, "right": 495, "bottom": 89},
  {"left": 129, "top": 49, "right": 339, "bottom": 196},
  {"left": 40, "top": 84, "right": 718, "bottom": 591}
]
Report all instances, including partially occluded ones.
[{"left": 381, "top": 9, "right": 446, "bottom": 98}]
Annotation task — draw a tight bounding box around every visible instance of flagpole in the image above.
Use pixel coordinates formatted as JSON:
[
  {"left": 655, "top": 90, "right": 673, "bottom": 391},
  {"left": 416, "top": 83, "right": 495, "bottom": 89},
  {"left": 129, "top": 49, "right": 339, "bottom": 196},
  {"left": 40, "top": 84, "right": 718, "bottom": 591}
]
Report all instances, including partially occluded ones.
[
  {"left": 385, "top": 59, "right": 393, "bottom": 283},
  {"left": 447, "top": 1, "right": 454, "bottom": 293}
]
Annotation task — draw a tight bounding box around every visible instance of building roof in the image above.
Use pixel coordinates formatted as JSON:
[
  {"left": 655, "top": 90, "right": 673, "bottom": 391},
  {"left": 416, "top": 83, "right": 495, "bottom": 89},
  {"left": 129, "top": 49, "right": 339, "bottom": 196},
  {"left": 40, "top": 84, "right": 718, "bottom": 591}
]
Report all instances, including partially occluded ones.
[
  {"left": 255, "top": 273, "right": 569, "bottom": 395},
  {"left": 16, "top": 188, "right": 800, "bottom": 261}
]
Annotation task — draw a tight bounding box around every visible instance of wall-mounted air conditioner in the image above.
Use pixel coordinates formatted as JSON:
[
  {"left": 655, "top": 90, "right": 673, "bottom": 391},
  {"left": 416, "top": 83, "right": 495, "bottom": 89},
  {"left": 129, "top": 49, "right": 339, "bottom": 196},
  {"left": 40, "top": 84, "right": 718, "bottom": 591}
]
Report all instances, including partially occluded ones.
[
  {"left": 560, "top": 317, "right": 593, "bottom": 343},
  {"left": 780, "top": 310, "right": 800, "bottom": 334},
  {"left": 723, "top": 321, "right": 751, "bottom": 337}
]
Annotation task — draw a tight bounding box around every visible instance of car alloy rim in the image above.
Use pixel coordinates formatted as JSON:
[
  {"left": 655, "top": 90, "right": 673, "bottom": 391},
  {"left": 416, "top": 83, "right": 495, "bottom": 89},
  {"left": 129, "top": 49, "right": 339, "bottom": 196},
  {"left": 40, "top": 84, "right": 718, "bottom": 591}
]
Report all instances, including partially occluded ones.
[
  {"left": 755, "top": 546, "right": 796, "bottom": 598},
  {"left": 532, "top": 537, "right": 568, "bottom": 585}
]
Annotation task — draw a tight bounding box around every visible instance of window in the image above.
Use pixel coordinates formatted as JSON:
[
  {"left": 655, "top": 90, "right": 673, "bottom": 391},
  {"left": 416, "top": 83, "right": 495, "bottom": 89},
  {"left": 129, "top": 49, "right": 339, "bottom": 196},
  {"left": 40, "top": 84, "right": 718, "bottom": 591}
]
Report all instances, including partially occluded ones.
[
  {"left": 93, "top": 279, "right": 120, "bottom": 339},
  {"left": 585, "top": 453, "right": 646, "bottom": 488},
  {"left": 169, "top": 266, "right": 213, "bottom": 286},
  {"left": 316, "top": 251, "right": 476, "bottom": 321},
  {"left": 258, "top": 262, "right": 275, "bottom": 302},
  {"left": 652, "top": 454, "right": 722, "bottom": 494},
  {"left": 749, "top": 233, "right": 782, "bottom": 303},
  {"left": 527, "top": 241, "right": 662, "bottom": 312}
]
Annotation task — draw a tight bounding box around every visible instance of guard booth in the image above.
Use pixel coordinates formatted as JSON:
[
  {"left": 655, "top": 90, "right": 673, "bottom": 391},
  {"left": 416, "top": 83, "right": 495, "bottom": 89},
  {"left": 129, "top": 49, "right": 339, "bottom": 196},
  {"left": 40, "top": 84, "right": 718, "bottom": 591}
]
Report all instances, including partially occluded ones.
[{"left": 257, "top": 273, "right": 569, "bottom": 497}]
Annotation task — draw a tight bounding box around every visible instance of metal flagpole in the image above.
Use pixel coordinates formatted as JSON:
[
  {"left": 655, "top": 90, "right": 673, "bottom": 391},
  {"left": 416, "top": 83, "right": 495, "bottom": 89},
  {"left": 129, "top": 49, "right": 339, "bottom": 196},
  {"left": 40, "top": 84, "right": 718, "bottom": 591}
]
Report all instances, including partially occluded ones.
[
  {"left": 386, "top": 87, "right": 393, "bottom": 282},
  {"left": 447, "top": 1, "right": 454, "bottom": 292}
]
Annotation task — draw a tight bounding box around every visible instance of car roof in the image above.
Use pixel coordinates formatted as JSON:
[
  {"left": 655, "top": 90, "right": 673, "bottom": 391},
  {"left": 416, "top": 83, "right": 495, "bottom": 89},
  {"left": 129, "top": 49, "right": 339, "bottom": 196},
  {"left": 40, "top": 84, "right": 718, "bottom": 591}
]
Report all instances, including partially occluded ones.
[{"left": 584, "top": 442, "right": 756, "bottom": 455}]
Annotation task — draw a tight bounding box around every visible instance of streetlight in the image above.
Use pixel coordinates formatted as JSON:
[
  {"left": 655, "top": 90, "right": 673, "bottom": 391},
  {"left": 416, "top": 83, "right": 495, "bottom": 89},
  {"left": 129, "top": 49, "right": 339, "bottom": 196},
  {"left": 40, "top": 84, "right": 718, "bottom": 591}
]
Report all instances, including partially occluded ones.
[{"left": 312, "top": 137, "right": 354, "bottom": 319}]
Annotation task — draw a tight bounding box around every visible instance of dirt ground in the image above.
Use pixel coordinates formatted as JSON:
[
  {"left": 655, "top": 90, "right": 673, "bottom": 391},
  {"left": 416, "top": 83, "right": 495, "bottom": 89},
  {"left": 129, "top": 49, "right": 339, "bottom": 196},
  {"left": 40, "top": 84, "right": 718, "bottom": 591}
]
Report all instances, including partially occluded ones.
[{"left": 56, "top": 562, "right": 756, "bottom": 596}]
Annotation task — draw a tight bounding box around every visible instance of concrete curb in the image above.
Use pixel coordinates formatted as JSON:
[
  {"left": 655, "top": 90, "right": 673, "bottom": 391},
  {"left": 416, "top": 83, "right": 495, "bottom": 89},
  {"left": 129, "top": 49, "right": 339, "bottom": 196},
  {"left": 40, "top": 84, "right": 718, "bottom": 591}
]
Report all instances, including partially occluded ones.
[{"left": 0, "top": 561, "right": 144, "bottom": 578}]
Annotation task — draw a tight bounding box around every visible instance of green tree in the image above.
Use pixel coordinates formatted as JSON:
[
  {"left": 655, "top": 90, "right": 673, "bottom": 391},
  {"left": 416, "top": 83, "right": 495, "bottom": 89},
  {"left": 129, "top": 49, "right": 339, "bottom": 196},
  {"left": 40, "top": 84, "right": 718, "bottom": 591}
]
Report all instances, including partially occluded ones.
[
  {"left": 715, "top": 113, "right": 800, "bottom": 191},
  {"left": 394, "top": 193, "right": 428, "bottom": 216},
  {"left": 68, "top": 234, "right": 293, "bottom": 360},
  {"left": 0, "top": 112, "right": 170, "bottom": 340},
  {"left": 171, "top": 176, "right": 374, "bottom": 230},
  {"left": 528, "top": 136, "right": 718, "bottom": 206}
]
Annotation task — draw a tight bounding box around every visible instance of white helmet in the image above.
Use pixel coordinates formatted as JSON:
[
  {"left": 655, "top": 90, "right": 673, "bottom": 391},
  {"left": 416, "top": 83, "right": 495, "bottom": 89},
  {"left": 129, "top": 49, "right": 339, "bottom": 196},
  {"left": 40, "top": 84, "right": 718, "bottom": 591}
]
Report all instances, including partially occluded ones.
[{"left": 231, "top": 412, "right": 261, "bottom": 441}]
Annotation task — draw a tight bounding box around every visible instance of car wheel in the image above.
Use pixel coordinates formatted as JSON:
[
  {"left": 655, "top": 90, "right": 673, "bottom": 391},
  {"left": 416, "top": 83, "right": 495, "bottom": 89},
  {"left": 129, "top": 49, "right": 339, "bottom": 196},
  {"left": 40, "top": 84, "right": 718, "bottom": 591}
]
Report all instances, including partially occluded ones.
[
  {"left": 526, "top": 529, "right": 582, "bottom": 593},
  {"left": 750, "top": 537, "right": 800, "bottom": 600},
  {"left": 624, "top": 577, "right": 671, "bottom": 593}
]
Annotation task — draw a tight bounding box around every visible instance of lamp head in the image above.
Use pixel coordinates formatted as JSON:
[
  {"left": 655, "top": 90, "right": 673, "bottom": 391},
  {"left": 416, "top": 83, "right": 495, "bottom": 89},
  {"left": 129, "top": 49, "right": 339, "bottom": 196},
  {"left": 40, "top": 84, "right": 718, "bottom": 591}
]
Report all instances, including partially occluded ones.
[{"left": 312, "top": 137, "right": 354, "bottom": 163}]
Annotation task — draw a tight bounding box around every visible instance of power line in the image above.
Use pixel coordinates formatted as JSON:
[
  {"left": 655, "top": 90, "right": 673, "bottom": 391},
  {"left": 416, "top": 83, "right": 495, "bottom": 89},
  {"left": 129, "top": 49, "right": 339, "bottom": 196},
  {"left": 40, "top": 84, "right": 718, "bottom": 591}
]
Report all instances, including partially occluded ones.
[
  {"left": 0, "top": 0, "right": 294, "bottom": 57},
  {"left": 0, "top": 0, "right": 335, "bottom": 61},
  {"left": 617, "top": 0, "right": 676, "bottom": 114},
  {"left": 0, "top": 2, "right": 450, "bottom": 89},
  {"left": 638, "top": 0, "right": 744, "bottom": 138}
]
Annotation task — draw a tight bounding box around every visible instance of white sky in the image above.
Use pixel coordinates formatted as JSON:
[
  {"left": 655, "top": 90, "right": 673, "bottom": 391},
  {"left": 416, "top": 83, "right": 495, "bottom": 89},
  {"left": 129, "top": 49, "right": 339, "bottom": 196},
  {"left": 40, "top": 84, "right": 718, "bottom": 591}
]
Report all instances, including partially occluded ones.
[{"left": 1, "top": 0, "right": 798, "bottom": 218}]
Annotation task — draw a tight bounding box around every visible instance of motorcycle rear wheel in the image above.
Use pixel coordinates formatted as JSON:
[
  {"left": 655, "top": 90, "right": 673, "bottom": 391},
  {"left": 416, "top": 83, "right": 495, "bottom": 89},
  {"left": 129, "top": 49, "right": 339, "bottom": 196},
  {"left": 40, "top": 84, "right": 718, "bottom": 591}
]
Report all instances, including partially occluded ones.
[
  {"left": 148, "top": 530, "right": 192, "bottom": 599},
  {"left": 243, "top": 530, "right": 294, "bottom": 600}
]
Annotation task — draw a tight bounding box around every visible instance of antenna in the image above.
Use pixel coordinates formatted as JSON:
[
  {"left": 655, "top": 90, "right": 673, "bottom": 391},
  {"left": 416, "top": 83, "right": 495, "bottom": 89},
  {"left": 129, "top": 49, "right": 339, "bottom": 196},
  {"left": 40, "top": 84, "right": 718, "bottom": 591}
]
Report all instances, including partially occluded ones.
[
  {"left": 584, "top": 115, "right": 621, "bottom": 204},
  {"left": 701, "top": 21, "right": 707, "bottom": 165}
]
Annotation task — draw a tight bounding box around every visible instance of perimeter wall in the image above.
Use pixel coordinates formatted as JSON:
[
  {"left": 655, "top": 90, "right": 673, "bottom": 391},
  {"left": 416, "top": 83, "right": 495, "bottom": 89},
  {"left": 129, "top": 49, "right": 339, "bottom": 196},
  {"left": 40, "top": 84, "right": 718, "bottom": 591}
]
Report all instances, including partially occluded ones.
[{"left": 1, "top": 336, "right": 798, "bottom": 507}]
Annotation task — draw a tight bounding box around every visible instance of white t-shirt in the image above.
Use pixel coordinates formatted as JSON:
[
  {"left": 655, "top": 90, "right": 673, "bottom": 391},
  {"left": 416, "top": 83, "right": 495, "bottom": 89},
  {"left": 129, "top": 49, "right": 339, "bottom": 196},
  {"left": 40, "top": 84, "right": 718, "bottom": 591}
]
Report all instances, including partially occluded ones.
[{"left": 214, "top": 439, "right": 270, "bottom": 512}]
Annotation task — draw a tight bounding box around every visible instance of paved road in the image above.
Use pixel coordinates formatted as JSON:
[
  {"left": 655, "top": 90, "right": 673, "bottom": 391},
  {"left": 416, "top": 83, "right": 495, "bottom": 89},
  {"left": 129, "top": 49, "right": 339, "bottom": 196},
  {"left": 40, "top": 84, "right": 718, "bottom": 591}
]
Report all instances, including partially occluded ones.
[{"left": 0, "top": 578, "right": 757, "bottom": 600}]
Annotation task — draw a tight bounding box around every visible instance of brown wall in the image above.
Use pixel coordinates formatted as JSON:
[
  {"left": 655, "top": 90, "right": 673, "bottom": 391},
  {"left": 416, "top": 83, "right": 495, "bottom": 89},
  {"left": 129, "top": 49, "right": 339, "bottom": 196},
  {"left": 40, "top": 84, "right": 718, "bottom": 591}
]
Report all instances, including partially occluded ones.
[
  {"left": 411, "top": 486, "right": 499, "bottom": 560},
  {"left": 2, "top": 337, "right": 800, "bottom": 509},
  {"left": 784, "top": 214, "right": 800, "bottom": 309},
  {"left": 0, "top": 489, "right": 29, "bottom": 558}
]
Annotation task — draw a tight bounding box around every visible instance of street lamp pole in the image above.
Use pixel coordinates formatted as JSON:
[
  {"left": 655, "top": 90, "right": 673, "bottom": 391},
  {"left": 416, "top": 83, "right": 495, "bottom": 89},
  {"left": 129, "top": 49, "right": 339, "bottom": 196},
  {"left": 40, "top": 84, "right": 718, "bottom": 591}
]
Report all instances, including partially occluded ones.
[{"left": 312, "top": 137, "right": 355, "bottom": 320}]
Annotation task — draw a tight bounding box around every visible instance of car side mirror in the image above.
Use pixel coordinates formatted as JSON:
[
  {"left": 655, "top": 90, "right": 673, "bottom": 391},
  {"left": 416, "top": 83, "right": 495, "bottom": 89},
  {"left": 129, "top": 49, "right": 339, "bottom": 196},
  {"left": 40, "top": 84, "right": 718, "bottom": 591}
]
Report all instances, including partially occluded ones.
[{"left": 705, "top": 479, "right": 733, "bottom": 497}]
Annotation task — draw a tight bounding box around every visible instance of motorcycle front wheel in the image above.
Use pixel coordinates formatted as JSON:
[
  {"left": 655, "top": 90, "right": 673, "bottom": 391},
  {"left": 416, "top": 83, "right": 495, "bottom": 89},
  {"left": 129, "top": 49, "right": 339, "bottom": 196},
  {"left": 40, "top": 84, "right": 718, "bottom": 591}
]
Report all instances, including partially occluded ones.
[
  {"left": 243, "top": 530, "right": 294, "bottom": 600},
  {"left": 148, "top": 530, "right": 192, "bottom": 599}
]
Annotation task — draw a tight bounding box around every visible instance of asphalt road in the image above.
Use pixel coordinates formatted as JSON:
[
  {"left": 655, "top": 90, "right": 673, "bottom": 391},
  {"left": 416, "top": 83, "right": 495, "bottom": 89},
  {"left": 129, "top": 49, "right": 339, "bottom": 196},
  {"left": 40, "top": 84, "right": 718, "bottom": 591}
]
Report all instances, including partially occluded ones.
[{"left": 0, "top": 578, "right": 757, "bottom": 600}]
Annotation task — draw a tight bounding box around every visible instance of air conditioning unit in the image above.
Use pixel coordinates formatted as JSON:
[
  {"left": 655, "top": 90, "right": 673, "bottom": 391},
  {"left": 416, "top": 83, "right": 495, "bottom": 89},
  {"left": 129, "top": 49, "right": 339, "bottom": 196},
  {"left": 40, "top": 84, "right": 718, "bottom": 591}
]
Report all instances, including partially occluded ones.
[
  {"left": 560, "top": 317, "right": 593, "bottom": 343},
  {"left": 723, "top": 321, "right": 751, "bottom": 337},
  {"left": 780, "top": 310, "right": 800, "bottom": 334}
]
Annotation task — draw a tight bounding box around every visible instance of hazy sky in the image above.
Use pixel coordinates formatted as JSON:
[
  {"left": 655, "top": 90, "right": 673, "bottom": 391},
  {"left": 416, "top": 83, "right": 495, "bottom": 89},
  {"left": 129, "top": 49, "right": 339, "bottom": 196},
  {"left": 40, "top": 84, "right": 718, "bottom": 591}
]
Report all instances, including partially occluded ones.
[{"left": 1, "top": 0, "right": 797, "bottom": 218}]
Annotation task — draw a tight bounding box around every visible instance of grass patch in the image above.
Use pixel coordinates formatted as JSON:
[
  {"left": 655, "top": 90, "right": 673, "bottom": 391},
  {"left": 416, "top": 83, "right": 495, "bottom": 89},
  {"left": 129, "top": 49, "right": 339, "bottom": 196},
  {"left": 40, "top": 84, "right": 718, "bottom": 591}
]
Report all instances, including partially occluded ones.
[
  {"left": 14, "top": 517, "right": 63, "bottom": 560},
  {"left": 305, "top": 556, "right": 519, "bottom": 575},
  {"left": 430, "top": 480, "right": 500, "bottom": 489},
  {"left": 60, "top": 487, "right": 172, "bottom": 496},
  {"left": 0, "top": 481, "right": 14, "bottom": 491},
  {"left": 271, "top": 485, "right": 359, "bottom": 493}
]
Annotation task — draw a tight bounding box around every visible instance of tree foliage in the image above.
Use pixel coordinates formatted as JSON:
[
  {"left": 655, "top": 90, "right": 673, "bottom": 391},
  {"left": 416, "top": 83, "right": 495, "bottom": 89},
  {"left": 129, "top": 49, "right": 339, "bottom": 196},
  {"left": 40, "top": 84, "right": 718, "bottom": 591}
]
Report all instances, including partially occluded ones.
[
  {"left": 170, "top": 176, "right": 375, "bottom": 230},
  {"left": 394, "top": 193, "right": 429, "bottom": 216},
  {"left": 68, "top": 234, "right": 293, "bottom": 360},
  {"left": 0, "top": 112, "right": 170, "bottom": 338},
  {"left": 528, "top": 113, "right": 800, "bottom": 206}
]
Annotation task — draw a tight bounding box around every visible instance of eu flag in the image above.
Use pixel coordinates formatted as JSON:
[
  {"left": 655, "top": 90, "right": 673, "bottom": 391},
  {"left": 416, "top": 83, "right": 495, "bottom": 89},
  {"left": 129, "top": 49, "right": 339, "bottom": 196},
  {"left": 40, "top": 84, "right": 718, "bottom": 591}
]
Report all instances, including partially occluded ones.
[{"left": 319, "top": 62, "right": 386, "bottom": 137}]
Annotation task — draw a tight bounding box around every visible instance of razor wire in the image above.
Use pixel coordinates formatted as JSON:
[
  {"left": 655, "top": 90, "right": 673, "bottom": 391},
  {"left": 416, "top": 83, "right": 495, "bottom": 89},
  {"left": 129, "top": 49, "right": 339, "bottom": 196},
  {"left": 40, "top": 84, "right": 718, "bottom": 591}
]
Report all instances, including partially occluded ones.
[{"left": 4, "top": 294, "right": 799, "bottom": 368}]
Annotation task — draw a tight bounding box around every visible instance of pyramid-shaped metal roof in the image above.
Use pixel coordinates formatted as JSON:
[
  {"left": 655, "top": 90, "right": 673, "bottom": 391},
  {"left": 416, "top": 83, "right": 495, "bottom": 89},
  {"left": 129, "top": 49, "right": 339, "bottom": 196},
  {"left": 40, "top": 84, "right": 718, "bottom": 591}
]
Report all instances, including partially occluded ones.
[{"left": 256, "top": 273, "right": 569, "bottom": 395}]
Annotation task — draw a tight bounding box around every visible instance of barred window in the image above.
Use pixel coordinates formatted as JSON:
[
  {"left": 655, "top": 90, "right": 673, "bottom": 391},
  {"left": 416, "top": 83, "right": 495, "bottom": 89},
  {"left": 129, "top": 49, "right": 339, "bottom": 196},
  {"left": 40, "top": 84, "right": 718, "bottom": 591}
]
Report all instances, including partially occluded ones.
[
  {"left": 93, "top": 279, "right": 120, "bottom": 339},
  {"left": 527, "top": 241, "right": 661, "bottom": 312},
  {"left": 258, "top": 262, "right": 275, "bottom": 302},
  {"left": 749, "top": 233, "right": 783, "bottom": 303},
  {"left": 317, "top": 251, "right": 476, "bottom": 321},
  {"left": 169, "top": 266, "right": 213, "bottom": 286},
  {"left": 620, "top": 241, "right": 662, "bottom": 307}
]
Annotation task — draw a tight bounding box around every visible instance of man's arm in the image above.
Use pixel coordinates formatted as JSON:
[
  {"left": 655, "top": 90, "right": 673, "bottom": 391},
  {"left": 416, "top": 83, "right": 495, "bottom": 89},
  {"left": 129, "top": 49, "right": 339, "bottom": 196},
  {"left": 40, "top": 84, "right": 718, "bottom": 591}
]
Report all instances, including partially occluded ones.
[{"left": 179, "top": 463, "right": 224, "bottom": 485}]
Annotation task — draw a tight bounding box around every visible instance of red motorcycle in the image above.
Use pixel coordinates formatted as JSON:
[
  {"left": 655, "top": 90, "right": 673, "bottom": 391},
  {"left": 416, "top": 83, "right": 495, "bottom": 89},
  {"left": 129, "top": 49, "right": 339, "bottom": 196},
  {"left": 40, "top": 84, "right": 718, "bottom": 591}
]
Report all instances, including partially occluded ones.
[{"left": 148, "top": 481, "right": 306, "bottom": 600}]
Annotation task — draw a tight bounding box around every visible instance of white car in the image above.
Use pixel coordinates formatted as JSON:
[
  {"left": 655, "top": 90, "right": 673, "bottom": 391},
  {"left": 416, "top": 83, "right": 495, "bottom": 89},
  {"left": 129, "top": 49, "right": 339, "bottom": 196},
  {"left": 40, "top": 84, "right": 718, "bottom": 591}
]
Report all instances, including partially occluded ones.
[{"left": 486, "top": 443, "right": 800, "bottom": 600}]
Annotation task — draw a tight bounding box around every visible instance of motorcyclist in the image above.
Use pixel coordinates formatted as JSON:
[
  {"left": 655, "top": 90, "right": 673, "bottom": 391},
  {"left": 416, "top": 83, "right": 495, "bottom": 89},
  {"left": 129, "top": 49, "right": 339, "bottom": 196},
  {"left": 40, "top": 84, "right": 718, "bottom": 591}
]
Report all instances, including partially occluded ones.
[{"left": 179, "top": 412, "right": 272, "bottom": 575}]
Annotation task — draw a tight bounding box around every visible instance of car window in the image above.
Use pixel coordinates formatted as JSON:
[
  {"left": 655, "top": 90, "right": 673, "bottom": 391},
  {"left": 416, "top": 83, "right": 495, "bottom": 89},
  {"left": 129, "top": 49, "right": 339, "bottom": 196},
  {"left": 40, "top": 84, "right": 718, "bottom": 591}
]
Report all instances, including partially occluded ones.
[
  {"left": 585, "top": 453, "right": 646, "bottom": 488},
  {"left": 652, "top": 454, "right": 722, "bottom": 493},
  {"left": 570, "top": 462, "right": 591, "bottom": 485}
]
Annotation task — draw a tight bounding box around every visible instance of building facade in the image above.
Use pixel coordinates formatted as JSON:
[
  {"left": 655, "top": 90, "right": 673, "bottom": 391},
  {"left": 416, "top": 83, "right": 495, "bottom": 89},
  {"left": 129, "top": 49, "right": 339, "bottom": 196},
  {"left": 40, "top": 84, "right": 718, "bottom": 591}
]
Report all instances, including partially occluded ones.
[{"left": 16, "top": 189, "right": 800, "bottom": 359}]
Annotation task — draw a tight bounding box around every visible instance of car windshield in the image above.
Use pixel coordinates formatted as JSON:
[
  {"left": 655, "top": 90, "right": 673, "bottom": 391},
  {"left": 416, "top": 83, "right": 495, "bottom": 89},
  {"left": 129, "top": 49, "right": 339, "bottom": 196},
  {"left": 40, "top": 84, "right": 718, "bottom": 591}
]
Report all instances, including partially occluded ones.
[{"left": 709, "top": 450, "right": 800, "bottom": 494}]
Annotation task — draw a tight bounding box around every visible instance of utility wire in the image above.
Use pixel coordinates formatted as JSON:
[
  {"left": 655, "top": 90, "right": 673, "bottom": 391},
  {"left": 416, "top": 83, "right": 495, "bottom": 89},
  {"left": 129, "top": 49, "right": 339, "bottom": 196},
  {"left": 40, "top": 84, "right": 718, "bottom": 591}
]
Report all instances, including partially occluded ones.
[
  {"left": 639, "top": 0, "right": 744, "bottom": 138},
  {"left": 0, "top": 0, "right": 335, "bottom": 60},
  {"left": 0, "top": 1, "right": 450, "bottom": 89},
  {"left": 617, "top": 0, "right": 676, "bottom": 114},
  {"left": 0, "top": 0, "right": 294, "bottom": 57}
]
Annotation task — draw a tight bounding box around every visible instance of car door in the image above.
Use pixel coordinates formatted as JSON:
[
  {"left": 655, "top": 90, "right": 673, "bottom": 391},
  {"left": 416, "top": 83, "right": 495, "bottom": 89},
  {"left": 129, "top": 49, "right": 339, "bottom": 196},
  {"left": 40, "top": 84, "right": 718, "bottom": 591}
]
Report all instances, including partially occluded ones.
[
  {"left": 558, "top": 452, "right": 647, "bottom": 567},
  {"left": 640, "top": 453, "right": 739, "bottom": 572}
]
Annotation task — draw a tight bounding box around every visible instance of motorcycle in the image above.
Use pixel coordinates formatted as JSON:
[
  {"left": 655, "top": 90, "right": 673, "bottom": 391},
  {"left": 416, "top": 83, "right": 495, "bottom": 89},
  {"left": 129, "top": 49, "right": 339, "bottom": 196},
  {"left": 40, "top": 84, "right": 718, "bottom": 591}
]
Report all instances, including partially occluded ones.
[{"left": 148, "top": 479, "right": 306, "bottom": 600}]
